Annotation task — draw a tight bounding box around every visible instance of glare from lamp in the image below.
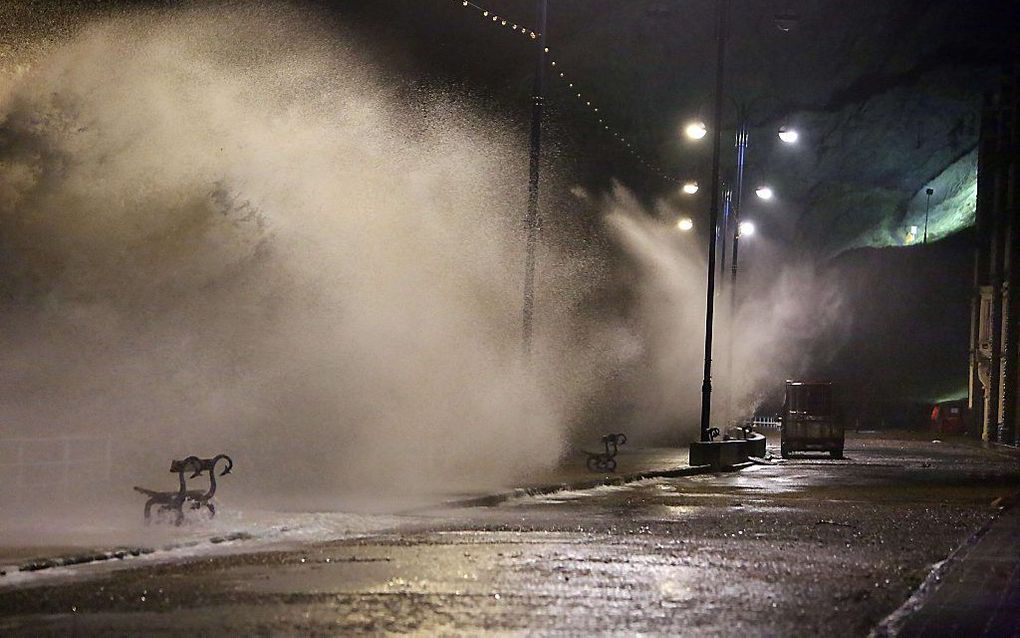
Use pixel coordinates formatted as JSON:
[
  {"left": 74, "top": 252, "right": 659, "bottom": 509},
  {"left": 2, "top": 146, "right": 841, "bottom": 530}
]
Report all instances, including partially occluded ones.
[
  {"left": 684, "top": 121, "right": 707, "bottom": 140},
  {"left": 682, "top": 181, "right": 699, "bottom": 195},
  {"left": 677, "top": 217, "right": 694, "bottom": 232},
  {"left": 738, "top": 220, "right": 756, "bottom": 237},
  {"left": 755, "top": 185, "right": 774, "bottom": 200},
  {"left": 778, "top": 127, "right": 799, "bottom": 144}
]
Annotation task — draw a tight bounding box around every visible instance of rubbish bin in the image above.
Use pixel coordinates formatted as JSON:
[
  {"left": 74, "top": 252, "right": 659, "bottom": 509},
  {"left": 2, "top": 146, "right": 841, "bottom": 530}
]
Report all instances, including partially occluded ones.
[{"left": 781, "top": 381, "right": 844, "bottom": 459}]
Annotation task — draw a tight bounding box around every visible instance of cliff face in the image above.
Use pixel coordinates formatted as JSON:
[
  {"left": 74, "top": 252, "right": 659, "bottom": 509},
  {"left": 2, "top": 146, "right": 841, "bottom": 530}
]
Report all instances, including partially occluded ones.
[{"left": 526, "top": 0, "right": 1005, "bottom": 255}]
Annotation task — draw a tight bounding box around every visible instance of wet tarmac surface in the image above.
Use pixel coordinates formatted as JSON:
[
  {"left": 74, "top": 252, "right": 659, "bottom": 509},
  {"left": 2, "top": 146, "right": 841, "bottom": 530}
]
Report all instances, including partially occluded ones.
[{"left": 2, "top": 433, "right": 1019, "bottom": 636}]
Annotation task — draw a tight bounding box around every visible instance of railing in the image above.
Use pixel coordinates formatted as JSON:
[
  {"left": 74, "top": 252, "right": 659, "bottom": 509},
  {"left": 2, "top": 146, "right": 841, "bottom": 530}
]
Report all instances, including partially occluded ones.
[
  {"left": 0, "top": 434, "right": 115, "bottom": 506},
  {"left": 746, "top": 415, "right": 782, "bottom": 430}
]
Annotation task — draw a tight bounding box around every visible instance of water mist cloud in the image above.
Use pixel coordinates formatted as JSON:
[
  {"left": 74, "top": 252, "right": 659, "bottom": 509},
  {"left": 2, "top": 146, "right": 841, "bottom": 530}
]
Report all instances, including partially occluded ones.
[{"left": 0, "top": 3, "right": 588, "bottom": 505}]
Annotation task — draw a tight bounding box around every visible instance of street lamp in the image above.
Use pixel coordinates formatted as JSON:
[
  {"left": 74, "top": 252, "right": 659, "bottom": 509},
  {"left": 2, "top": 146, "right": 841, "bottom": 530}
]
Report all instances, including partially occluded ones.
[
  {"left": 923, "top": 187, "right": 934, "bottom": 244},
  {"left": 755, "top": 185, "right": 774, "bottom": 200},
  {"left": 738, "top": 220, "right": 756, "bottom": 237},
  {"left": 778, "top": 126, "right": 799, "bottom": 144},
  {"left": 685, "top": 120, "right": 708, "bottom": 140},
  {"left": 677, "top": 217, "right": 695, "bottom": 232},
  {"left": 682, "top": 181, "right": 700, "bottom": 194},
  {"left": 521, "top": 0, "right": 549, "bottom": 355}
]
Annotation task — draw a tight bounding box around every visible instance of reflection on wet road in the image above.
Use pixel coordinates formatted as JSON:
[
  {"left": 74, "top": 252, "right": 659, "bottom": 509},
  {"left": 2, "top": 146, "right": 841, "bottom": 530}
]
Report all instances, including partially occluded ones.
[{"left": 2, "top": 433, "right": 1018, "bottom": 636}]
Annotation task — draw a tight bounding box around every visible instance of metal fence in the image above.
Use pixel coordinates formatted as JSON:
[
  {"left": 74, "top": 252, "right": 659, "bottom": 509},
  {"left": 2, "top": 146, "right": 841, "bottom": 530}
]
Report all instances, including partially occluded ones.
[
  {"left": 0, "top": 434, "right": 115, "bottom": 506},
  {"left": 747, "top": 415, "right": 782, "bottom": 430}
]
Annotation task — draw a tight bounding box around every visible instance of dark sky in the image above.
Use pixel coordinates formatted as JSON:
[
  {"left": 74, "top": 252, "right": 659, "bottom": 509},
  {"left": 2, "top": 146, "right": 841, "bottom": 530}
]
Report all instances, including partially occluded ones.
[{"left": 321, "top": 0, "right": 1016, "bottom": 204}]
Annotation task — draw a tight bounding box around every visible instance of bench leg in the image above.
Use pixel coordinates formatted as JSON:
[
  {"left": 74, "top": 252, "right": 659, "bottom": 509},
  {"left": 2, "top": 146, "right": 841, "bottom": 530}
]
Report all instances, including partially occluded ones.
[{"left": 205, "top": 501, "right": 216, "bottom": 519}]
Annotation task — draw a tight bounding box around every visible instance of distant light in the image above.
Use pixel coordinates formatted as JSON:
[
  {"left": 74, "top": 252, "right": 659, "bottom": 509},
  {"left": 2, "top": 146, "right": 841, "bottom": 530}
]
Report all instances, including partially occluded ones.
[
  {"left": 755, "top": 186, "right": 774, "bottom": 200},
  {"left": 684, "top": 121, "right": 707, "bottom": 140},
  {"left": 738, "top": 221, "right": 756, "bottom": 237},
  {"left": 778, "top": 127, "right": 799, "bottom": 144},
  {"left": 682, "top": 181, "right": 699, "bottom": 195},
  {"left": 774, "top": 12, "right": 799, "bottom": 32},
  {"left": 677, "top": 217, "right": 694, "bottom": 232}
]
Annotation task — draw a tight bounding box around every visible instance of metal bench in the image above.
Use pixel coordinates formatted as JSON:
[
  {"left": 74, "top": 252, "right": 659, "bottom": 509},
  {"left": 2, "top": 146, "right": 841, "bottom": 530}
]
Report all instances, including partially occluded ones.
[
  {"left": 133, "top": 454, "right": 233, "bottom": 526},
  {"left": 585, "top": 433, "right": 627, "bottom": 472}
]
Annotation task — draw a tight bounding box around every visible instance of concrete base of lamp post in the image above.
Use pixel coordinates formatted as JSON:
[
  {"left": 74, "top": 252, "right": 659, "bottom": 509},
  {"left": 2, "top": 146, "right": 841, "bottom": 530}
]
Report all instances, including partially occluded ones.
[{"left": 689, "top": 431, "right": 767, "bottom": 468}]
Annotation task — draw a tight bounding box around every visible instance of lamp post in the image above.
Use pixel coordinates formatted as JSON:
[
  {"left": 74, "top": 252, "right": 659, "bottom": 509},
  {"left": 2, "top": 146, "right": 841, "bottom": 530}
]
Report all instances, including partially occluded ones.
[
  {"left": 691, "top": 8, "right": 799, "bottom": 434},
  {"left": 521, "top": 0, "right": 548, "bottom": 355},
  {"left": 923, "top": 187, "right": 934, "bottom": 244},
  {"left": 698, "top": 0, "right": 729, "bottom": 443}
]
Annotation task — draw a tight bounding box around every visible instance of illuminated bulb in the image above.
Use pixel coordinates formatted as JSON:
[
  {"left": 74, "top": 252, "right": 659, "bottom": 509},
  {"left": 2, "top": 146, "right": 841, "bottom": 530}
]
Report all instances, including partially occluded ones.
[
  {"left": 544, "top": 47, "right": 549, "bottom": 53},
  {"left": 677, "top": 217, "right": 694, "bottom": 232},
  {"left": 738, "top": 220, "right": 756, "bottom": 237},
  {"left": 684, "top": 121, "right": 707, "bottom": 140},
  {"left": 530, "top": 32, "right": 536, "bottom": 39},
  {"left": 462, "top": 1, "right": 468, "bottom": 5},
  {"left": 492, "top": 15, "right": 498, "bottom": 21},
  {"left": 501, "top": 20, "right": 507, "bottom": 25},
  {"left": 778, "top": 126, "right": 799, "bottom": 144},
  {"left": 483, "top": 10, "right": 488, "bottom": 16},
  {"left": 755, "top": 186, "right": 774, "bottom": 200},
  {"left": 682, "top": 181, "right": 699, "bottom": 195}
]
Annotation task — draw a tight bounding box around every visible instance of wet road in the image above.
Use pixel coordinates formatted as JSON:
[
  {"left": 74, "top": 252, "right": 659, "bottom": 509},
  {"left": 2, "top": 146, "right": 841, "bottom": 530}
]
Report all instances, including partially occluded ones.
[{"left": 2, "top": 433, "right": 1019, "bottom": 636}]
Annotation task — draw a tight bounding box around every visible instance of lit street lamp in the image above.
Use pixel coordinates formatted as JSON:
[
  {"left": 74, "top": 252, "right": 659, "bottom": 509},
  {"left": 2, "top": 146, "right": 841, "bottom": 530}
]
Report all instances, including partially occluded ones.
[
  {"left": 685, "top": 120, "right": 708, "bottom": 140},
  {"left": 778, "top": 126, "right": 799, "bottom": 144},
  {"left": 738, "top": 220, "right": 756, "bottom": 237},
  {"left": 755, "top": 185, "right": 774, "bottom": 200},
  {"left": 682, "top": 181, "right": 700, "bottom": 194},
  {"left": 677, "top": 217, "right": 695, "bottom": 232}
]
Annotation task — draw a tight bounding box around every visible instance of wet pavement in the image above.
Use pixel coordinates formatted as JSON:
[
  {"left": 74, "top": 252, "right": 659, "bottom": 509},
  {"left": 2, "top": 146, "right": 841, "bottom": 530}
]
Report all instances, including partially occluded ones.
[{"left": 1, "top": 432, "right": 1018, "bottom": 636}]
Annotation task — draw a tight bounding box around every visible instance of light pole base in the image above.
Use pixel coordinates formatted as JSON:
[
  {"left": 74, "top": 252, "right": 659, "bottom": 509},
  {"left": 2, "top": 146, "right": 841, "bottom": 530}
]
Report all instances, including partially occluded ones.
[{"left": 689, "top": 432, "right": 766, "bottom": 467}]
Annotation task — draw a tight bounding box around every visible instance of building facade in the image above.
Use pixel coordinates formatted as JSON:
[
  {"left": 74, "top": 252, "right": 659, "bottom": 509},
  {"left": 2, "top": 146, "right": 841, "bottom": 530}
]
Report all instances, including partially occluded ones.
[{"left": 971, "top": 62, "right": 1020, "bottom": 444}]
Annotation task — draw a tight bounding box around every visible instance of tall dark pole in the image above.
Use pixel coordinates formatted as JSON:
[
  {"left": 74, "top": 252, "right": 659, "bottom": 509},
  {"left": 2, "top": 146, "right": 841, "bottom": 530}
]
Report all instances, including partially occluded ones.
[
  {"left": 718, "top": 187, "right": 732, "bottom": 284},
  {"left": 699, "top": 0, "right": 729, "bottom": 442},
  {"left": 521, "top": 0, "right": 548, "bottom": 355},
  {"left": 725, "top": 119, "right": 748, "bottom": 425},
  {"left": 923, "top": 187, "right": 934, "bottom": 244}
]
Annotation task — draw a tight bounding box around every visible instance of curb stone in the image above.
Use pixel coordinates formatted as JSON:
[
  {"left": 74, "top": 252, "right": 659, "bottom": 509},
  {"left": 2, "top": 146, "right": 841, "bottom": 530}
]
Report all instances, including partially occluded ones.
[
  {"left": 869, "top": 499, "right": 1012, "bottom": 637},
  {"left": 439, "top": 461, "right": 755, "bottom": 509},
  {"left": 0, "top": 531, "right": 255, "bottom": 580}
]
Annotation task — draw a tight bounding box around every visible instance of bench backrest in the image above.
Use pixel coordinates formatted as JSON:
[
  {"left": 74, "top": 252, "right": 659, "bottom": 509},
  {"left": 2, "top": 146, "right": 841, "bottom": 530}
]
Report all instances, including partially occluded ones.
[{"left": 168, "top": 454, "right": 233, "bottom": 476}]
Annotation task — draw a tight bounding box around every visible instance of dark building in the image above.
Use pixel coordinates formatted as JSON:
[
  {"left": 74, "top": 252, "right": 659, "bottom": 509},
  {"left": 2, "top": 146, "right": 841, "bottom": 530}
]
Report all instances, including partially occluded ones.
[{"left": 971, "top": 61, "right": 1020, "bottom": 443}]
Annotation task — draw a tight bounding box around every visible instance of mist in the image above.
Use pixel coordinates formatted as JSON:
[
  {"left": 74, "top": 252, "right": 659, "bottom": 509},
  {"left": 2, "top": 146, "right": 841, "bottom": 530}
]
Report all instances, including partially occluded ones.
[
  {"left": 599, "top": 186, "right": 851, "bottom": 435},
  {"left": 0, "top": 3, "right": 601, "bottom": 509},
  {"left": 0, "top": 2, "right": 851, "bottom": 537}
]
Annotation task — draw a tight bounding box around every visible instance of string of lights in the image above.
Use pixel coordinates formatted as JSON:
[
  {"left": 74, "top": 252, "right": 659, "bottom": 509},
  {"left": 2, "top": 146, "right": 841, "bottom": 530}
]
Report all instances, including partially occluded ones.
[{"left": 450, "top": 0, "right": 680, "bottom": 185}]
